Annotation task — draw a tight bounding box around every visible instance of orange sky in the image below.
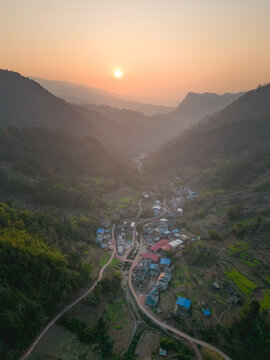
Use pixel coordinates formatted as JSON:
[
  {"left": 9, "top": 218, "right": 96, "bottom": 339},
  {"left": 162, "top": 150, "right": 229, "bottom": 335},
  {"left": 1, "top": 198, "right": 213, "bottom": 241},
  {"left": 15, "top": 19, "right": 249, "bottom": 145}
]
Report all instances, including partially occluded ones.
[{"left": 1, "top": 0, "right": 270, "bottom": 105}]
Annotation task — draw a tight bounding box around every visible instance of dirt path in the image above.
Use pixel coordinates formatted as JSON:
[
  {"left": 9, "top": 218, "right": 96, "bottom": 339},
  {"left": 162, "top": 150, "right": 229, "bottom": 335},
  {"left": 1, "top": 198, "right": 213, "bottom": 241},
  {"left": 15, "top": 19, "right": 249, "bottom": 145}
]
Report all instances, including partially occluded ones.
[{"left": 19, "top": 225, "right": 116, "bottom": 360}]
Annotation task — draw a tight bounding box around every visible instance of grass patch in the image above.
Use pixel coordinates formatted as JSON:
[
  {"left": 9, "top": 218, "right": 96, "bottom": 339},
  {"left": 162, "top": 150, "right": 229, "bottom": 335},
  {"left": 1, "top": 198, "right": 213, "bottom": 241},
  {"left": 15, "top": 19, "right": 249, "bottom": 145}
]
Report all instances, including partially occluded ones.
[
  {"left": 228, "top": 241, "right": 250, "bottom": 254},
  {"left": 265, "top": 274, "right": 270, "bottom": 286},
  {"left": 216, "top": 298, "right": 227, "bottom": 306},
  {"left": 214, "top": 294, "right": 227, "bottom": 306},
  {"left": 99, "top": 254, "right": 110, "bottom": 267},
  {"left": 107, "top": 299, "right": 125, "bottom": 322},
  {"left": 109, "top": 258, "right": 121, "bottom": 269},
  {"left": 226, "top": 269, "right": 256, "bottom": 298},
  {"left": 114, "top": 325, "right": 123, "bottom": 330},
  {"left": 260, "top": 289, "right": 270, "bottom": 310},
  {"left": 91, "top": 177, "right": 104, "bottom": 185},
  {"left": 116, "top": 203, "right": 128, "bottom": 210},
  {"left": 119, "top": 197, "right": 131, "bottom": 203},
  {"left": 241, "top": 260, "right": 256, "bottom": 267}
]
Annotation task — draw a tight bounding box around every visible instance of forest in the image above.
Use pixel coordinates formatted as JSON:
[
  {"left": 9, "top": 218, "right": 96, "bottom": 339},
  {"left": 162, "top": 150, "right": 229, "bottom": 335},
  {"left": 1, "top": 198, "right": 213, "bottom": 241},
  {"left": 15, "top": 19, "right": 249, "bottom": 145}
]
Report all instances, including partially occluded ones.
[{"left": 0, "top": 202, "right": 97, "bottom": 359}]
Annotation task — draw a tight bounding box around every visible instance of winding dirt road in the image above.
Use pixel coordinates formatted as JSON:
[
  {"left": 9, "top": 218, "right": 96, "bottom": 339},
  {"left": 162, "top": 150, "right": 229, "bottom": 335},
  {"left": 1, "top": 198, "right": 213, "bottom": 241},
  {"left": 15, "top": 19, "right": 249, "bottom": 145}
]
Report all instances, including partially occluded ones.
[{"left": 19, "top": 225, "right": 116, "bottom": 360}]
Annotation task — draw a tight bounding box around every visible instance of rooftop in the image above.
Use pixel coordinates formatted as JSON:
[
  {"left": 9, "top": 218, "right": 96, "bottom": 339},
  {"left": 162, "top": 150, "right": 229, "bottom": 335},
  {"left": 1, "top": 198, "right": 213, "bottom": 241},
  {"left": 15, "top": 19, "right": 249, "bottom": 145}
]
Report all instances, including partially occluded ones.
[
  {"left": 202, "top": 309, "right": 211, "bottom": 317},
  {"left": 169, "top": 239, "right": 183, "bottom": 248},
  {"left": 150, "top": 239, "right": 169, "bottom": 252},
  {"left": 176, "top": 296, "right": 192, "bottom": 310},
  {"left": 160, "top": 258, "right": 171, "bottom": 266},
  {"left": 141, "top": 253, "right": 159, "bottom": 263}
]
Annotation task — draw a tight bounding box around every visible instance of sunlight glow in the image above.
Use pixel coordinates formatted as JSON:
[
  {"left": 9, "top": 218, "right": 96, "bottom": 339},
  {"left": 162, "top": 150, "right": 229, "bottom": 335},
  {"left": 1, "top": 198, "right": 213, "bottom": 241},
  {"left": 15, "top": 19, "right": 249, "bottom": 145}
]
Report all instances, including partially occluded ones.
[{"left": 114, "top": 69, "right": 123, "bottom": 78}]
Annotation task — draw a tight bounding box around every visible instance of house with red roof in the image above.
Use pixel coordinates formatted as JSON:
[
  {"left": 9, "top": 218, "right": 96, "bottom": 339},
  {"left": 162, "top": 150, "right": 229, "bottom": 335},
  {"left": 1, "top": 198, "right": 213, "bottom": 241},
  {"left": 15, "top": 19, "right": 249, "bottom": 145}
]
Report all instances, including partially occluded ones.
[
  {"left": 141, "top": 253, "right": 160, "bottom": 263},
  {"left": 150, "top": 239, "right": 169, "bottom": 252}
]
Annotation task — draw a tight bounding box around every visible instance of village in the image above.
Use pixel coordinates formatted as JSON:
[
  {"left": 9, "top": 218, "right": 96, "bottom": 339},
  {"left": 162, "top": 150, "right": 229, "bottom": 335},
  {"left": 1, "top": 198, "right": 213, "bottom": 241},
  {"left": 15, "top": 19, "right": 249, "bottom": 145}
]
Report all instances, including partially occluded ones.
[
  {"left": 132, "top": 213, "right": 207, "bottom": 320},
  {"left": 92, "top": 184, "right": 243, "bottom": 358}
]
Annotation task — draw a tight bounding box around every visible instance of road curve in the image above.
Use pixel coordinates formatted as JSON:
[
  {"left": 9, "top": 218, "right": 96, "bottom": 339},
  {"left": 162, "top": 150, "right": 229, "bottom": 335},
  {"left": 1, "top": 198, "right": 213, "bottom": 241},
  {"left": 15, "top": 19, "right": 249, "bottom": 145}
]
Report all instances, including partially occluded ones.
[
  {"left": 19, "top": 225, "right": 116, "bottom": 360},
  {"left": 127, "top": 221, "right": 232, "bottom": 360}
]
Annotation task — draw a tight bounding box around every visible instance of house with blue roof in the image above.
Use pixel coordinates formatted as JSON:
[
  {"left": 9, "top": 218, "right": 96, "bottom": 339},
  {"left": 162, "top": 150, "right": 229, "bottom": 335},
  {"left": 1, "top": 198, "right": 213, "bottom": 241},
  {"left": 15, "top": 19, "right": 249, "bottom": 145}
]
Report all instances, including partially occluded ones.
[
  {"left": 95, "top": 228, "right": 105, "bottom": 244},
  {"left": 160, "top": 258, "right": 171, "bottom": 266},
  {"left": 202, "top": 309, "right": 211, "bottom": 317},
  {"left": 149, "top": 263, "right": 160, "bottom": 277},
  {"left": 173, "top": 229, "right": 180, "bottom": 234},
  {"left": 176, "top": 296, "right": 192, "bottom": 317},
  {"left": 146, "top": 287, "right": 159, "bottom": 307}
]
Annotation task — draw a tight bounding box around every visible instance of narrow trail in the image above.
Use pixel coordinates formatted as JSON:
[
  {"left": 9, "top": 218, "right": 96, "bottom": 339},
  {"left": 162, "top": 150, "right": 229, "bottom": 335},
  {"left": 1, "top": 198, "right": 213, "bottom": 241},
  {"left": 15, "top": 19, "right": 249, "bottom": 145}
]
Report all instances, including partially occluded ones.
[{"left": 19, "top": 225, "right": 116, "bottom": 360}]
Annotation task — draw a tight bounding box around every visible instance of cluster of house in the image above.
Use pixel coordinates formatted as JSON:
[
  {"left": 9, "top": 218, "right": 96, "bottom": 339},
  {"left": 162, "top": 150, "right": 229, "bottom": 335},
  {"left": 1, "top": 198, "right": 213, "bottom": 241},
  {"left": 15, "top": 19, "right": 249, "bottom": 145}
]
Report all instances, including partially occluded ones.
[
  {"left": 116, "top": 221, "right": 134, "bottom": 256},
  {"left": 175, "top": 297, "right": 212, "bottom": 318},
  {"left": 95, "top": 228, "right": 111, "bottom": 248},
  {"left": 169, "top": 185, "right": 199, "bottom": 216},
  {"left": 133, "top": 256, "right": 172, "bottom": 307},
  {"left": 144, "top": 218, "right": 189, "bottom": 252},
  {"left": 152, "top": 199, "right": 162, "bottom": 215}
]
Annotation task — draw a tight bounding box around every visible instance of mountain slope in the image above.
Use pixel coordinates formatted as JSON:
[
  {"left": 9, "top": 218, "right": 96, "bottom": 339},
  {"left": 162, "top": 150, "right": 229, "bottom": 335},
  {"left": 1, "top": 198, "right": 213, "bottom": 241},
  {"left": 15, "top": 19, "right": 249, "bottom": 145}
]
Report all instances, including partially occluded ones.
[
  {"left": 166, "top": 91, "right": 243, "bottom": 131},
  {"left": 0, "top": 70, "right": 174, "bottom": 156},
  {"left": 77, "top": 104, "right": 176, "bottom": 155},
  {"left": 31, "top": 76, "right": 174, "bottom": 116},
  {"left": 147, "top": 84, "right": 270, "bottom": 180},
  {"left": 0, "top": 70, "right": 105, "bottom": 137}
]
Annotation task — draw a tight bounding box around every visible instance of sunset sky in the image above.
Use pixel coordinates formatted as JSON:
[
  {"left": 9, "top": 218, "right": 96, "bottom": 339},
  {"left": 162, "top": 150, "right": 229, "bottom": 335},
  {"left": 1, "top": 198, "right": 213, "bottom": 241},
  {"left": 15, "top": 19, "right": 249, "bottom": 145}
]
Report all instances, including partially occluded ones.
[{"left": 1, "top": 0, "right": 270, "bottom": 105}]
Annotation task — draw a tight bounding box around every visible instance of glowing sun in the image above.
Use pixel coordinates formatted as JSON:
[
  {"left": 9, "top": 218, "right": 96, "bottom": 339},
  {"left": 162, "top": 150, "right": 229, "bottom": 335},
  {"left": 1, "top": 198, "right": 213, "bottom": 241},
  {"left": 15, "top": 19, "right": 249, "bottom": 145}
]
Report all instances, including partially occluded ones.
[{"left": 114, "top": 69, "right": 123, "bottom": 78}]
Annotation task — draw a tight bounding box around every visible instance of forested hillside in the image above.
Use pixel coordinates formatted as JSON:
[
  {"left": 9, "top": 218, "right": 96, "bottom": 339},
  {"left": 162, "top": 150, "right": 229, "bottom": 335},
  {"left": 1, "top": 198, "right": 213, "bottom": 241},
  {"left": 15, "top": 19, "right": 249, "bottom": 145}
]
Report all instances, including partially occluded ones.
[
  {"left": 0, "top": 202, "right": 97, "bottom": 359},
  {"left": 0, "top": 127, "right": 140, "bottom": 210},
  {"left": 147, "top": 84, "right": 270, "bottom": 189},
  {"left": 166, "top": 91, "right": 243, "bottom": 131},
  {"left": 0, "top": 70, "right": 102, "bottom": 137}
]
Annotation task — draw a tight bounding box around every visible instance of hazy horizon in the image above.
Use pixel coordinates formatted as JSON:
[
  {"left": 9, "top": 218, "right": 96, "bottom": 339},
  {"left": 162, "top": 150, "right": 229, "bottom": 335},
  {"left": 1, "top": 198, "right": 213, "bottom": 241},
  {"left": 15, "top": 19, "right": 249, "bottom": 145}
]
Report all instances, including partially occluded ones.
[{"left": 1, "top": 0, "right": 270, "bottom": 105}]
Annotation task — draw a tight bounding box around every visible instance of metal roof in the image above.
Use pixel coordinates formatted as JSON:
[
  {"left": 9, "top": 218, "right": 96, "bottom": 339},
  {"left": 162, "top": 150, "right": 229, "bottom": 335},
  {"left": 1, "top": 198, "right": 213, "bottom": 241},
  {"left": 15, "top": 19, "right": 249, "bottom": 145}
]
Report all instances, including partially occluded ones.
[
  {"left": 202, "top": 309, "right": 211, "bottom": 316},
  {"left": 150, "top": 239, "right": 169, "bottom": 252},
  {"left": 169, "top": 239, "right": 183, "bottom": 248},
  {"left": 176, "top": 296, "right": 192, "bottom": 309},
  {"left": 160, "top": 258, "right": 171, "bottom": 266},
  {"left": 141, "top": 253, "right": 159, "bottom": 263}
]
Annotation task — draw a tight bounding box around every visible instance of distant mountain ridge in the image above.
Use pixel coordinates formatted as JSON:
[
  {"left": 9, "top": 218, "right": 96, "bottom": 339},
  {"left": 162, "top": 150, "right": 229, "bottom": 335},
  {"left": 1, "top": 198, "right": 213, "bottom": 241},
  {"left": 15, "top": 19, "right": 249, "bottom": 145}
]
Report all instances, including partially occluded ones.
[
  {"left": 31, "top": 76, "right": 174, "bottom": 116},
  {"left": 147, "top": 84, "right": 270, "bottom": 177},
  {"left": 166, "top": 91, "right": 244, "bottom": 132},
  {"left": 0, "top": 69, "right": 247, "bottom": 158}
]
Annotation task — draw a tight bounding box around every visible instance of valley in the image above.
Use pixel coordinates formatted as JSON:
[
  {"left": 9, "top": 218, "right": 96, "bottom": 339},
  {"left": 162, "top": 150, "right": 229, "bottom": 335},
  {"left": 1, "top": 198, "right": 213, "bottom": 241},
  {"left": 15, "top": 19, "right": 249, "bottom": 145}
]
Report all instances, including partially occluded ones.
[
  {"left": 20, "top": 181, "right": 269, "bottom": 360},
  {"left": 0, "top": 71, "right": 269, "bottom": 360}
]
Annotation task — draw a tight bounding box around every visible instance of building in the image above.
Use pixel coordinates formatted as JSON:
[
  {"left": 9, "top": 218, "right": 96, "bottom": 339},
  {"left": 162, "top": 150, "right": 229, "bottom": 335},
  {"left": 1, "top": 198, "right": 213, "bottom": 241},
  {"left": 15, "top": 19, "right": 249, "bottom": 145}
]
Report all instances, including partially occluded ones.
[
  {"left": 160, "top": 258, "right": 171, "bottom": 271},
  {"left": 95, "top": 228, "right": 105, "bottom": 244},
  {"left": 168, "top": 239, "right": 183, "bottom": 249},
  {"left": 156, "top": 272, "right": 170, "bottom": 291},
  {"left": 161, "top": 244, "right": 172, "bottom": 251},
  {"left": 146, "top": 287, "right": 159, "bottom": 306},
  {"left": 141, "top": 253, "right": 160, "bottom": 263},
  {"left": 134, "top": 259, "right": 151, "bottom": 287},
  {"left": 202, "top": 309, "right": 211, "bottom": 317},
  {"left": 159, "top": 218, "right": 169, "bottom": 233},
  {"left": 117, "top": 245, "right": 125, "bottom": 256},
  {"left": 150, "top": 239, "right": 169, "bottom": 253},
  {"left": 229, "top": 294, "right": 241, "bottom": 304},
  {"left": 163, "top": 230, "right": 171, "bottom": 239},
  {"left": 149, "top": 263, "right": 160, "bottom": 277},
  {"left": 159, "top": 349, "right": 167, "bottom": 357},
  {"left": 176, "top": 297, "right": 192, "bottom": 317}
]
